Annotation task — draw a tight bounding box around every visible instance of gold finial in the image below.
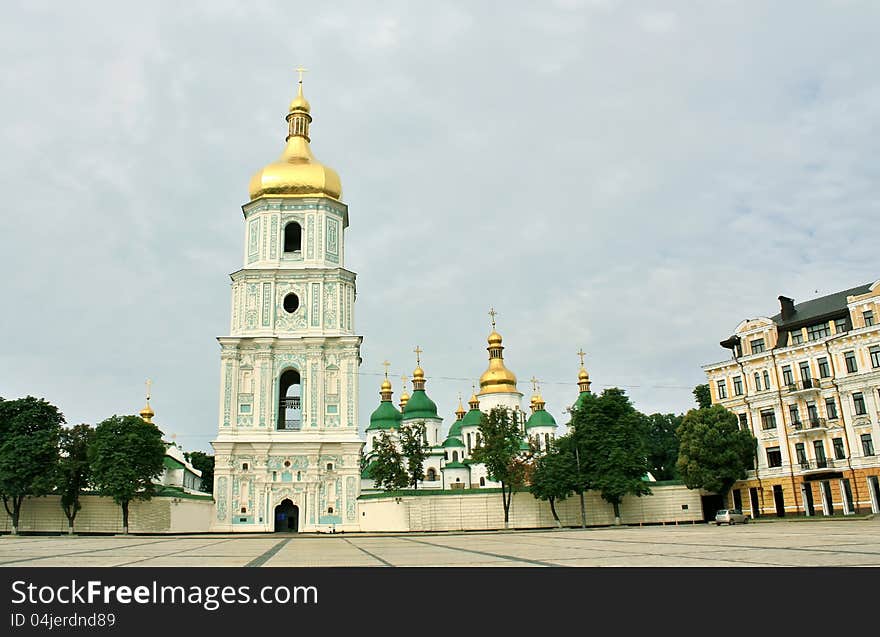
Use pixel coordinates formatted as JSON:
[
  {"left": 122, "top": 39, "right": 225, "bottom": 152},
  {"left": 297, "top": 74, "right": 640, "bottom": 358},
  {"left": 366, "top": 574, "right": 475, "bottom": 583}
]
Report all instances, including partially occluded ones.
[
  {"left": 413, "top": 346, "right": 423, "bottom": 367},
  {"left": 577, "top": 349, "right": 586, "bottom": 367},
  {"left": 139, "top": 378, "right": 155, "bottom": 424},
  {"left": 382, "top": 360, "right": 391, "bottom": 379},
  {"left": 530, "top": 376, "right": 539, "bottom": 393},
  {"left": 489, "top": 307, "right": 498, "bottom": 329},
  {"left": 401, "top": 374, "right": 409, "bottom": 387},
  {"left": 455, "top": 394, "right": 466, "bottom": 420}
]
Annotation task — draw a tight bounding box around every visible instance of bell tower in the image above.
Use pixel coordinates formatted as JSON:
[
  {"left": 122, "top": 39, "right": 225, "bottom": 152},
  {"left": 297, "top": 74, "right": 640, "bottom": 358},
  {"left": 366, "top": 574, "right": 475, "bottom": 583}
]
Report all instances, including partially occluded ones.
[{"left": 211, "top": 73, "right": 363, "bottom": 532}]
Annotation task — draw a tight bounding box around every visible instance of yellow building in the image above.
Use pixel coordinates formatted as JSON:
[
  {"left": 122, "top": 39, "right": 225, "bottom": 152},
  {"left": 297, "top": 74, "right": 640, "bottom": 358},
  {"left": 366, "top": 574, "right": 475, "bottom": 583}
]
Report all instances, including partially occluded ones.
[{"left": 703, "top": 280, "right": 880, "bottom": 517}]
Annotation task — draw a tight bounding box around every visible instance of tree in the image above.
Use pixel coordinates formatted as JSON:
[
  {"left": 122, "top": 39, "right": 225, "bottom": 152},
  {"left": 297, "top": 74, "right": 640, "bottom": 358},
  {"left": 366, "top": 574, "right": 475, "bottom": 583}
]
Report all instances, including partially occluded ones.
[
  {"left": 57, "top": 424, "right": 94, "bottom": 534},
  {"left": 0, "top": 396, "right": 64, "bottom": 535},
  {"left": 184, "top": 451, "right": 214, "bottom": 494},
  {"left": 400, "top": 422, "right": 430, "bottom": 489},
  {"left": 89, "top": 415, "right": 166, "bottom": 534},
  {"left": 572, "top": 388, "right": 652, "bottom": 525},
  {"left": 693, "top": 384, "right": 712, "bottom": 410},
  {"left": 645, "top": 413, "right": 682, "bottom": 481},
  {"left": 472, "top": 406, "right": 526, "bottom": 527},
  {"left": 676, "top": 404, "right": 756, "bottom": 506},
  {"left": 368, "top": 431, "right": 408, "bottom": 491},
  {"left": 529, "top": 435, "right": 580, "bottom": 527}
]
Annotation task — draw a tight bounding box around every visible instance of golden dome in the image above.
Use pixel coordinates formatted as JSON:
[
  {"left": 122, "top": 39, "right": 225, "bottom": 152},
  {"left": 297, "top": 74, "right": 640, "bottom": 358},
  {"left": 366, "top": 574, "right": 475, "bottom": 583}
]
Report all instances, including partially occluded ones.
[
  {"left": 381, "top": 378, "right": 392, "bottom": 391},
  {"left": 413, "top": 366, "right": 425, "bottom": 380},
  {"left": 479, "top": 330, "right": 519, "bottom": 395},
  {"left": 139, "top": 403, "right": 154, "bottom": 424},
  {"left": 455, "top": 397, "right": 466, "bottom": 420},
  {"left": 579, "top": 367, "right": 590, "bottom": 381},
  {"left": 248, "top": 80, "right": 341, "bottom": 201}
]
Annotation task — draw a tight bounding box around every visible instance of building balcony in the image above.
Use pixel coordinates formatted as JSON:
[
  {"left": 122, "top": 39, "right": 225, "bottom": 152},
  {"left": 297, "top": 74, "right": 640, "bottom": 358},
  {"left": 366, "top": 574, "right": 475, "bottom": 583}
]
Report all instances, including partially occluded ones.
[
  {"left": 789, "top": 417, "right": 827, "bottom": 435},
  {"left": 796, "top": 458, "right": 849, "bottom": 473},
  {"left": 784, "top": 379, "right": 825, "bottom": 394}
]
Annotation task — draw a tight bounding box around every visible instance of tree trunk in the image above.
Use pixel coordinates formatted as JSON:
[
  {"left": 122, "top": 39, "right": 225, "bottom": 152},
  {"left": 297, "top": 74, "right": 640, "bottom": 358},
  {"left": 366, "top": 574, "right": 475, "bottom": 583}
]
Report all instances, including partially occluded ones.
[
  {"left": 3, "top": 496, "right": 23, "bottom": 536},
  {"left": 549, "top": 497, "right": 561, "bottom": 527},
  {"left": 612, "top": 500, "right": 621, "bottom": 526},
  {"left": 121, "top": 500, "right": 129, "bottom": 535},
  {"left": 502, "top": 483, "right": 510, "bottom": 528}
]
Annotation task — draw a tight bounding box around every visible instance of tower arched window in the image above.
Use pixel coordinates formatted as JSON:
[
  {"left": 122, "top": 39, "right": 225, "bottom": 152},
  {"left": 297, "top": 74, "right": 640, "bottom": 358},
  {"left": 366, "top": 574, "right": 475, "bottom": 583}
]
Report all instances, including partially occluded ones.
[
  {"left": 426, "top": 468, "right": 437, "bottom": 481},
  {"left": 284, "top": 222, "right": 302, "bottom": 253},
  {"left": 545, "top": 433, "right": 551, "bottom": 449},
  {"left": 479, "top": 477, "right": 485, "bottom": 487},
  {"left": 452, "top": 451, "right": 459, "bottom": 462},
  {"left": 278, "top": 369, "right": 302, "bottom": 431}
]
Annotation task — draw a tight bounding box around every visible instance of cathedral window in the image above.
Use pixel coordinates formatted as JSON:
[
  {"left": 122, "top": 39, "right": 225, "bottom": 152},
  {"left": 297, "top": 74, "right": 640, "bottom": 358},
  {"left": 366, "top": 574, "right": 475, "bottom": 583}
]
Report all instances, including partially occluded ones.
[
  {"left": 283, "top": 293, "right": 300, "bottom": 313},
  {"left": 284, "top": 222, "right": 302, "bottom": 253},
  {"left": 327, "top": 507, "right": 334, "bottom": 514},
  {"left": 452, "top": 451, "right": 459, "bottom": 462},
  {"left": 284, "top": 460, "right": 291, "bottom": 467},
  {"left": 242, "top": 463, "right": 249, "bottom": 471},
  {"left": 296, "top": 471, "right": 301, "bottom": 481},
  {"left": 479, "top": 477, "right": 485, "bottom": 486},
  {"left": 326, "top": 463, "right": 333, "bottom": 471}
]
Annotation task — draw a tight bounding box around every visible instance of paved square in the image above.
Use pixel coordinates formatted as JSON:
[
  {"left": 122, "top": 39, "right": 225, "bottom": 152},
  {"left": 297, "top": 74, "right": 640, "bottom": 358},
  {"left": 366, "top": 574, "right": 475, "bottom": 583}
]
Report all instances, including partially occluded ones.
[{"left": 1, "top": 520, "right": 878, "bottom": 567}]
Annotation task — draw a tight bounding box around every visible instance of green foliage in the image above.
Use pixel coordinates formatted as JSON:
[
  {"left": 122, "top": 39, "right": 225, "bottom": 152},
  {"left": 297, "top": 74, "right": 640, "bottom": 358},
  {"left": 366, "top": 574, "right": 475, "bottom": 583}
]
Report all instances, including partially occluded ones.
[
  {"left": 57, "top": 424, "right": 95, "bottom": 530},
  {"left": 368, "top": 431, "right": 408, "bottom": 491},
  {"left": 645, "top": 413, "right": 682, "bottom": 481},
  {"left": 571, "top": 388, "right": 652, "bottom": 517},
  {"left": 693, "top": 384, "right": 712, "bottom": 410},
  {"left": 183, "top": 451, "right": 214, "bottom": 493},
  {"left": 399, "top": 422, "right": 430, "bottom": 489},
  {"left": 472, "top": 407, "right": 526, "bottom": 523},
  {"left": 89, "top": 415, "right": 166, "bottom": 532},
  {"left": 0, "top": 396, "right": 65, "bottom": 532},
  {"left": 676, "top": 405, "right": 756, "bottom": 501}
]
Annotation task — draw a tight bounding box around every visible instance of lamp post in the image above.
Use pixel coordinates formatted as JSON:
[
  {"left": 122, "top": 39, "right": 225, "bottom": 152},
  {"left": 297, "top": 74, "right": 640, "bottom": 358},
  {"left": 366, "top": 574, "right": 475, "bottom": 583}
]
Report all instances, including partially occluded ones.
[{"left": 575, "top": 445, "right": 586, "bottom": 528}]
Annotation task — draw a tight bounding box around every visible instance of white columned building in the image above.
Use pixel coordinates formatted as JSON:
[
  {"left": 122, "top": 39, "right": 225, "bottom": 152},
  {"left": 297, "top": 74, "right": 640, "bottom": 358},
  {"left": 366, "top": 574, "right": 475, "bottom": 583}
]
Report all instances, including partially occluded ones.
[{"left": 211, "top": 77, "right": 363, "bottom": 532}]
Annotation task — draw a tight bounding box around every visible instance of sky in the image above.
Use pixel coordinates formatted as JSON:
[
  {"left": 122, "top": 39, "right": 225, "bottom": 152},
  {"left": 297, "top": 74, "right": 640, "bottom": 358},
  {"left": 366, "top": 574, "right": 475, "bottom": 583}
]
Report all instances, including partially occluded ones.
[{"left": 2, "top": 1, "right": 879, "bottom": 452}]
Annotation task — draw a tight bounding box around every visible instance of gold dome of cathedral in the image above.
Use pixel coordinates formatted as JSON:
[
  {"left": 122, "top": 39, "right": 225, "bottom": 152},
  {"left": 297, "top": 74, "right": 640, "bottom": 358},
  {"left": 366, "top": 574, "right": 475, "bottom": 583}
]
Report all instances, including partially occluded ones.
[
  {"left": 478, "top": 329, "right": 519, "bottom": 394},
  {"left": 248, "top": 79, "right": 342, "bottom": 201}
]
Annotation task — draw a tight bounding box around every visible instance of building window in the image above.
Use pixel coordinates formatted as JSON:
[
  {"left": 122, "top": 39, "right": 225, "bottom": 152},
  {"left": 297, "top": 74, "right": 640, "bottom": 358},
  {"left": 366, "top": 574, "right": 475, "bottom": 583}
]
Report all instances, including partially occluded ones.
[
  {"left": 853, "top": 392, "right": 867, "bottom": 416},
  {"left": 835, "top": 318, "right": 848, "bottom": 333},
  {"left": 806, "top": 402, "right": 819, "bottom": 423},
  {"left": 794, "top": 443, "right": 807, "bottom": 466},
  {"left": 864, "top": 310, "right": 875, "bottom": 327},
  {"left": 870, "top": 346, "right": 880, "bottom": 369},
  {"left": 328, "top": 507, "right": 333, "bottom": 514},
  {"left": 738, "top": 413, "right": 748, "bottom": 430},
  {"left": 789, "top": 405, "right": 800, "bottom": 426},
  {"left": 754, "top": 372, "right": 761, "bottom": 391},
  {"left": 833, "top": 438, "right": 845, "bottom": 460},
  {"left": 479, "top": 477, "right": 486, "bottom": 486},
  {"left": 825, "top": 397, "right": 838, "bottom": 420},
  {"left": 861, "top": 433, "right": 875, "bottom": 456},
  {"left": 782, "top": 366, "right": 794, "bottom": 387},
  {"left": 242, "top": 463, "right": 249, "bottom": 471},
  {"left": 790, "top": 330, "right": 804, "bottom": 345},
  {"left": 766, "top": 447, "right": 782, "bottom": 468},
  {"left": 798, "top": 361, "right": 811, "bottom": 383},
  {"left": 326, "top": 463, "right": 333, "bottom": 471},
  {"left": 817, "top": 357, "right": 830, "bottom": 378},
  {"left": 751, "top": 338, "right": 765, "bottom": 354},
  {"left": 760, "top": 409, "right": 777, "bottom": 430},
  {"left": 452, "top": 451, "right": 459, "bottom": 462},
  {"left": 716, "top": 380, "right": 727, "bottom": 399},
  {"left": 283, "top": 221, "right": 302, "bottom": 253},
  {"left": 733, "top": 376, "right": 743, "bottom": 396},
  {"left": 763, "top": 370, "right": 771, "bottom": 390},
  {"left": 807, "top": 323, "right": 830, "bottom": 341},
  {"left": 844, "top": 351, "right": 858, "bottom": 373}
]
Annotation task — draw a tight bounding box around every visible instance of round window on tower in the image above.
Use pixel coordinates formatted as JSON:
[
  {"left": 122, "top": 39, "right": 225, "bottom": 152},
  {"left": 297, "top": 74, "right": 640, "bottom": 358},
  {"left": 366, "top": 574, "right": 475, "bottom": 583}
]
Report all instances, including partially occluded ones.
[{"left": 283, "top": 293, "right": 300, "bottom": 313}]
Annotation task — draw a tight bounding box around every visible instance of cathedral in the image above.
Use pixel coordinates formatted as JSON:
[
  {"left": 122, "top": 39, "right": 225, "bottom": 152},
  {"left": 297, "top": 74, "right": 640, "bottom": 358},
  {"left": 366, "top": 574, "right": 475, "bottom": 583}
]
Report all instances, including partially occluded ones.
[{"left": 210, "top": 76, "right": 592, "bottom": 532}]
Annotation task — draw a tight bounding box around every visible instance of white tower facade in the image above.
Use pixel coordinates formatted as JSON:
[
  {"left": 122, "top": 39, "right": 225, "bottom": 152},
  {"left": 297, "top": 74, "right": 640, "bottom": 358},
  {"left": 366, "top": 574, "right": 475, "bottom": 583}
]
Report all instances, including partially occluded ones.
[{"left": 211, "top": 78, "right": 363, "bottom": 532}]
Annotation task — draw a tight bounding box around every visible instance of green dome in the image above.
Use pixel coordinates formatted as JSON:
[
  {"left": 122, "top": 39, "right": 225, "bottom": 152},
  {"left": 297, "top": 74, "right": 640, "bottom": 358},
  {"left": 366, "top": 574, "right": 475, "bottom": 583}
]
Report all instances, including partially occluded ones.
[
  {"left": 526, "top": 409, "right": 556, "bottom": 430},
  {"left": 441, "top": 436, "right": 465, "bottom": 448},
  {"left": 367, "top": 400, "right": 402, "bottom": 431},
  {"left": 402, "top": 389, "right": 439, "bottom": 420},
  {"left": 448, "top": 419, "right": 464, "bottom": 437},
  {"left": 572, "top": 391, "right": 592, "bottom": 412},
  {"left": 458, "top": 408, "right": 482, "bottom": 428}
]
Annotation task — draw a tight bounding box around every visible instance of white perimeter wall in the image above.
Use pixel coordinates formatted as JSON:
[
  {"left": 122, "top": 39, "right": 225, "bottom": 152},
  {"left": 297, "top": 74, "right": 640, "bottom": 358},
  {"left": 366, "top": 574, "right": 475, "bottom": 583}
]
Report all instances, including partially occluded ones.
[
  {"left": 0, "top": 495, "right": 214, "bottom": 534},
  {"left": 359, "top": 485, "right": 704, "bottom": 532}
]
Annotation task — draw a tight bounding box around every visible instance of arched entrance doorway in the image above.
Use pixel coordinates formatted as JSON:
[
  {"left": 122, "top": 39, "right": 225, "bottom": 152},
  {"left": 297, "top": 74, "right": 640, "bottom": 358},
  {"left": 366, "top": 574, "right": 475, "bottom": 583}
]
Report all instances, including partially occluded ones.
[{"left": 274, "top": 499, "right": 299, "bottom": 532}]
